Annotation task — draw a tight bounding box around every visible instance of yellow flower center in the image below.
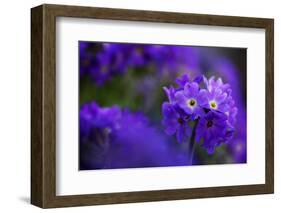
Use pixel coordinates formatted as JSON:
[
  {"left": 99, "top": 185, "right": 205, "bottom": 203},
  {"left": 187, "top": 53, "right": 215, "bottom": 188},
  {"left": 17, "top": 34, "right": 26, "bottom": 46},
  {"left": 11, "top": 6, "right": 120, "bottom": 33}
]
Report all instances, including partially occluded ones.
[
  {"left": 209, "top": 101, "right": 217, "bottom": 109},
  {"left": 187, "top": 99, "right": 197, "bottom": 108}
]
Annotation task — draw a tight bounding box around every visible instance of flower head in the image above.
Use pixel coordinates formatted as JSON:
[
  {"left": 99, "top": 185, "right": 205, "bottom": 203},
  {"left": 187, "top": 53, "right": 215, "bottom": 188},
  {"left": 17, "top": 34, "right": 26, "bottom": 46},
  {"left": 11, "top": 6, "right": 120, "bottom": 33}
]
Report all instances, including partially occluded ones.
[
  {"left": 195, "top": 111, "right": 234, "bottom": 154},
  {"left": 162, "top": 102, "right": 191, "bottom": 142},
  {"left": 175, "top": 82, "right": 207, "bottom": 119},
  {"left": 79, "top": 102, "right": 122, "bottom": 141},
  {"left": 79, "top": 42, "right": 203, "bottom": 85},
  {"left": 162, "top": 73, "right": 237, "bottom": 154},
  {"left": 204, "top": 76, "right": 231, "bottom": 94},
  {"left": 80, "top": 102, "right": 189, "bottom": 169},
  {"left": 201, "top": 76, "right": 237, "bottom": 116}
]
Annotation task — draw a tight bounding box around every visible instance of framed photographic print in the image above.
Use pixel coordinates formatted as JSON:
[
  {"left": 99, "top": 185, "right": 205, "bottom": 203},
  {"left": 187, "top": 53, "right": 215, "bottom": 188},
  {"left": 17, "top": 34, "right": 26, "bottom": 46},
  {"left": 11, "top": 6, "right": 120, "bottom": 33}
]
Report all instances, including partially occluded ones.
[{"left": 31, "top": 4, "right": 274, "bottom": 208}]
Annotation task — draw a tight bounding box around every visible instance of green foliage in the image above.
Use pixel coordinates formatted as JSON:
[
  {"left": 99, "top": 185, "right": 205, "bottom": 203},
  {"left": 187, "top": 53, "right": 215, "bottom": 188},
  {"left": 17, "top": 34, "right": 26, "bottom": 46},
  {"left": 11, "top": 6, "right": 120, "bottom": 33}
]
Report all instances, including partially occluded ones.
[{"left": 80, "top": 68, "right": 169, "bottom": 124}]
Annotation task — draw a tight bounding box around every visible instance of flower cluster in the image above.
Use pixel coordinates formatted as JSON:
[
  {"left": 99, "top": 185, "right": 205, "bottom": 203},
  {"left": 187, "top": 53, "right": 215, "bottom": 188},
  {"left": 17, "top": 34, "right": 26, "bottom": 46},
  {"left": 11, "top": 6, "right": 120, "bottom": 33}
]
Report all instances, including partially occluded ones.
[
  {"left": 79, "top": 42, "right": 195, "bottom": 85},
  {"left": 79, "top": 102, "right": 187, "bottom": 169},
  {"left": 162, "top": 74, "right": 237, "bottom": 154},
  {"left": 79, "top": 102, "right": 122, "bottom": 169},
  {"left": 79, "top": 102, "right": 122, "bottom": 142}
]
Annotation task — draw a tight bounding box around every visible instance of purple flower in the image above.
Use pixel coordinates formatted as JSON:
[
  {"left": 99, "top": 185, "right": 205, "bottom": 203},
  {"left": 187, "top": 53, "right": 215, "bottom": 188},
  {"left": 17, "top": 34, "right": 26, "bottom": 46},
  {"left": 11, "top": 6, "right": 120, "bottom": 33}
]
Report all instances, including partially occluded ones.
[
  {"left": 200, "top": 76, "right": 239, "bottom": 120},
  {"left": 202, "top": 77, "right": 229, "bottom": 112},
  {"left": 79, "top": 42, "right": 95, "bottom": 76},
  {"left": 227, "top": 99, "right": 238, "bottom": 126},
  {"left": 203, "top": 89, "right": 229, "bottom": 113},
  {"left": 163, "top": 86, "right": 176, "bottom": 103},
  {"left": 79, "top": 102, "right": 122, "bottom": 169},
  {"left": 175, "top": 74, "right": 203, "bottom": 89},
  {"left": 80, "top": 102, "right": 121, "bottom": 131},
  {"left": 195, "top": 111, "right": 234, "bottom": 154},
  {"left": 79, "top": 42, "right": 204, "bottom": 85},
  {"left": 80, "top": 102, "right": 190, "bottom": 169},
  {"left": 162, "top": 73, "right": 237, "bottom": 154},
  {"left": 108, "top": 108, "right": 189, "bottom": 168},
  {"left": 162, "top": 102, "right": 191, "bottom": 142},
  {"left": 175, "top": 82, "right": 206, "bottom": 119},
  {"left": 204, "top": 76, "right": 230, "bottom": 93},
  {"left": 175, "top": 74, "right": 190, "bottom": 88}
]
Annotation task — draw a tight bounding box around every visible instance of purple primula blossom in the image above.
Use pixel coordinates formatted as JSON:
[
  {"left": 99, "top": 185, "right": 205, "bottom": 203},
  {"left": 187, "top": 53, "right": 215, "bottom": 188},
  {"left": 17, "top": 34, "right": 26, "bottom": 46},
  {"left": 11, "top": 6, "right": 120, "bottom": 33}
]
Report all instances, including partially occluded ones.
[
  {"left": 175, "top": 74, "right": 203, "bottom": 89},
  {"left": 80, "top": 102, "right": 121, "bottom": 130},
  {"left": 226, "top": 99, "right": 238, "bottom": 126},
  {"left": 202, "top": 87, "right": 229, "bottom": 113},
  {"left": 163, "top": 86, "right": 176, "bottom": 103},
  {"left": 79, "top": 42, "right": 203, "bottom": 85},
  {"left": 162, "top": 73, "right": 237, "bottom": 155},
  {"left": 79, "top": 42, "right": 96, "bottom": 77},
  {"left": 202, "top": 76, "right": 233, "bottom": 113},
  {"left": 175, "top": 82, "right": 206, "bottom": 119},
  {"left": 80, "top": 102, "right": 189, "bottom": 169},
  {"left": 108, "top": 108, "right": 189, "bottom": 168},
  {"left": 204, "top": 76, "right": 231, "bottom": 93},
  {"left": 162, "top": 102, "right": 191, "bottom": 142},
  {"left": 87, "top": 43, "right": 130, "bottom": 85},
  {"left": 79, "top": 102, "right": 122, "bottom": 169},
  {"left": 175, "top": 74, "right": 190, "bottom": 88},
  {"left": 79, "top": 102, "right": 122, "bottom": 142},
  {"left": 195, "top": 111, "right": 234, "bottom": 154}
]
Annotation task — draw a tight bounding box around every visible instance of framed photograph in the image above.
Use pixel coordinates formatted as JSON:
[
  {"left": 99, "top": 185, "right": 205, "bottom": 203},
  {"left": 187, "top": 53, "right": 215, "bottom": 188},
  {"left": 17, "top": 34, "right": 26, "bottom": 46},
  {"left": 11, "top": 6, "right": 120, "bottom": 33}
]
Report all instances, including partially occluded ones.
[{"left": 31, "top": 4, "right": 274, "bottom": 208}]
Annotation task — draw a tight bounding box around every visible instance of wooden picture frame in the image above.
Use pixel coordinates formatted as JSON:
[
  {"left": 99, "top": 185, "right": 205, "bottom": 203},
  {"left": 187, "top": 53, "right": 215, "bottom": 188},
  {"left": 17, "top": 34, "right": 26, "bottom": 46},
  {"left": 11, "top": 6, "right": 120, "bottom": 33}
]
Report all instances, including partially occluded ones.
[{"left": 31, "top": 4, "right": 274, "bottom": 208}]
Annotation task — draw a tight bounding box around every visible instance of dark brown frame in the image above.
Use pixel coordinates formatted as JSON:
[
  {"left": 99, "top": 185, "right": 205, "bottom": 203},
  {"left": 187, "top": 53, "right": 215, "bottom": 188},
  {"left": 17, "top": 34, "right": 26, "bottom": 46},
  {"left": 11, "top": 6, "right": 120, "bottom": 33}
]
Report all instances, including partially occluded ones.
[{"left": 31, "top": 4, "right": 274, "bottom": 208}]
